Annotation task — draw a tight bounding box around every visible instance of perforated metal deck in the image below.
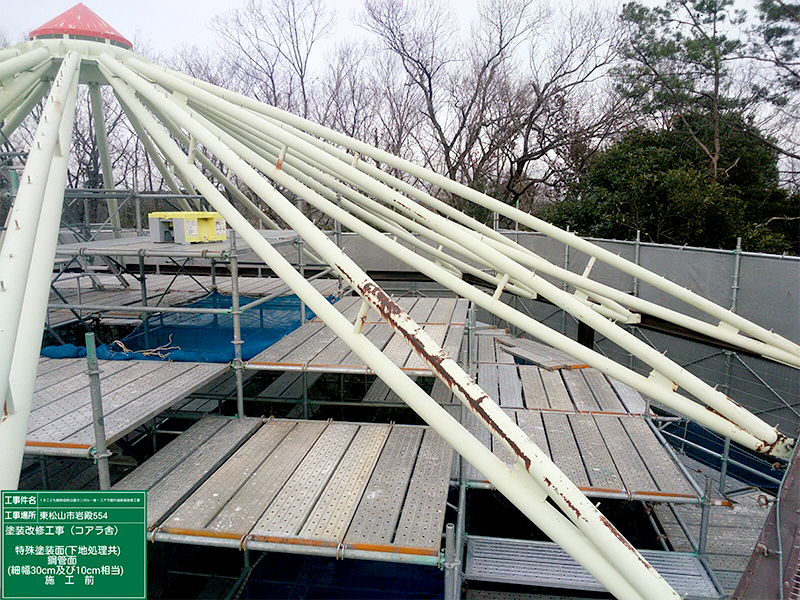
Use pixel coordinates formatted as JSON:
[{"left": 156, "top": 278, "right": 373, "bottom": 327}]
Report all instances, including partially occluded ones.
[
  {"left": 27, "top": 357, "right": 227, "bottom": 451},
  {"left": 465, "top": 535, "right": 719, "bottom": 599},
  {"left": 246, "top": 296, "right": 468, "bottom": 376},
  {"left": 132, "top": 417, "right": 454, "bottom": 558}
]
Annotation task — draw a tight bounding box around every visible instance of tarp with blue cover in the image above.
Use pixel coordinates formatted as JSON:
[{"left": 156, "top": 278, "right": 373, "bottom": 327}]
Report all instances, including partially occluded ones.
[{"left": 42, "top": 292, "right": 328, "bottom": 363}]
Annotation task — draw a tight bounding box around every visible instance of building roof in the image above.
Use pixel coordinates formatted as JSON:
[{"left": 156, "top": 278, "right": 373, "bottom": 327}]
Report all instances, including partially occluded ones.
[{"left": 29, "top": 3, "right": 132, "bottom": 49}]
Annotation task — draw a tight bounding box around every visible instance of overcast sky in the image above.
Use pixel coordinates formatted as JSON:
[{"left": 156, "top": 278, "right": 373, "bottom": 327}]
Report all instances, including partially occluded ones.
[{"left": 0, "top": 0, "right": 366, "bottom": 56}]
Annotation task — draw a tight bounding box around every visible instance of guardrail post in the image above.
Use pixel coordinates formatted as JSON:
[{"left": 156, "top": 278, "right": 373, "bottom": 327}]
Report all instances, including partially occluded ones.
[
  {"left": 86, "top": 332, "right": 111, "bottom": 490},
  {"left": 698, "top": 477, "right": 712, "bottom": 556},
  {"left": 229, "top": 232, "right": 245, "bottom": 418},
  {"left": 444, "top": 523, "right": 458, "bottom": 600}
]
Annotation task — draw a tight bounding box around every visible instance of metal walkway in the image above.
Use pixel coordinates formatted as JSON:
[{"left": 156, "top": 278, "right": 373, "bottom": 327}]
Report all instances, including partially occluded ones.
[
  {"left": 49, "top": 272, "right": 340, "bottom": 328},
  {"left": 247, "top": 296, "right": 469, "bottom": 376},
  {"left": 26, "top": 357, "right": 226, "bottom": 451},
  {"left": 465, "top": 535, "right": 719, "bottom": 599},
  {"left": 114, "top": 416, "right": 454, "bottom": 562}
]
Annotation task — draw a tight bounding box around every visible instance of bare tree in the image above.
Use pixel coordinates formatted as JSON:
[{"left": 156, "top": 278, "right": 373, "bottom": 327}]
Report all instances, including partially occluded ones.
[
  {"left": 500, "top": 3, "right": 624, "bottom": 209},
  {"left": 211, "top": 0, "right": 334, "bottom": 117},
  {"left": 315, "top": 42, "right": 376, "bottom": 140},
  {"left": 360, "top": 0, "right": 533, "bottom": 185}
]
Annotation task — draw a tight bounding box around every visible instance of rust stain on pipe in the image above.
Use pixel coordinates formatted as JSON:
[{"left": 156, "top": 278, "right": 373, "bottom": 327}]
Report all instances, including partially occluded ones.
[{"left": 342, "top": 273, "right": 534, "bottom": 470}]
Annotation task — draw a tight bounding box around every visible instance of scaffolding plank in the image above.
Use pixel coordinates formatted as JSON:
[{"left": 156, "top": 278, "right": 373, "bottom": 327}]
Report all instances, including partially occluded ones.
[
  {"left": 430, "top": 378, "right": 455, "bottom": 405},
  {"left": 442, "top": 324, "right": 465, "bottom": 363},
  {"left": 27, "top": 361, "right": 160, "bottom": 434},
  {"left": 497, "top": 364, "right": 524, "bottom": 408},
  {"left": 34, "top": 357, "right": 63, "bottom": 376},
  {"left": 381, "top": 332, "right": 414, "bottom": 367},
  {"left": 31, "top": 366, "right": 100, "bottom": 406},
  {"left": 542, "top": 412, "right": 590, "bottom": 487},
  {"left": 69, "top": 363, "right": 226, "bottom": 445},
  {"left": 378, "top": 299, "right": 434, "bottom": 368},
  {"left": 593, "top": 415, "right": 657, "bottom": 494},
  {"left": 499, "top": 338, "right": 584, "bottom": 370},
  {"left": 373, "top": 377, "right": 417, "bottom": 404},
  {"left": 515, "top": 410, "right": 550, "bottom": 460},
  {"left": 568, "top": 413, "right": 623, "bottom": 491},
  {"left": 494, "top": 336, "right": 517, "bottom": 364},
  {"left": 394, "top": 429, "right": 454, "bottom": 552},
  {"left": 208, "top": 421, "right": 327, "bottom": 536},
  {"left": 492, "top": 409, "right": 518, "bottom": 467},
  {"left": 620, "top": 418, "right": 696, "bottom": 497},
  {"left": 345, "top": 427, "right": 424, "bottom": 547},
  {"left": 142, "top": 418, "right": 261, "bottom": 529},
  {"left": 478, "top": 365, "right": 500, "bottom": 403},
  {"left": 594, "top": 415, "right": 656, "bottom": 494},
  {"left": 197, "top": 368, "right": 258, "bottom": 398},
  {"left": 608, "top": 377, "right": 648, "bottom": 414},
  {"left": 581, "top": 370, "right": 625, "bottom": 413},
  {"left": 299, "top": 424, "right": 391, "bottom": 542},
  {"left": 562, "top": 370, "right": 600, "bottom": 411},
  {"left": 409, "top": 297, "right": 437, "bottom": 322},
  {"left": 113, "top": 417, "right": 229, "bottom": 492},
  {"left": 477, "top": 334, "right": 497, "bottom": 363},
  {"left": 465, "top": 536, "right": 718, "bottom": 597},
  {"left": 161, "top": 420, "right": 297, "bottom": 532},
  {"left": 539, "top": 369, "right": 573, "bottom": 411},
  {"left": 279, "top": 372, "right": 323, "bottom": 401},
  {"left": 451, "top": 298, "right": 469, "bottom": 324},
  {"left": 463, "top": 410, "right": 492, "bottom": 481},
  {"left": 33, "top": 359, "right": 99, "bottom": 393},
  {"left": 427, "top": 297, "right": 457, "bottom": 323},
  {"left": 362, "top": 378, "right": 391, "bottom": 403},
  {"left": 336, "top": 325, "right": 396, "bottom": 369},
  {"left": 312, "top": 324, "right": 375, "bottom": 367},
  {"left": 258, "top": 371, "right": 301, "bottom": 399},
  {"left": 281, "top": 324, "right": 340, "bottom": 364},
  {"left": 28, "top": 362, "right": 178, "bottom": 441},
  {"left": 250, "top": 423, "right": 359, "bottom": 538},
  {"left": 249, "top": 322, "right": 325, "bottom": 363},
  {"left": 519, "top": 366, "right": 547, "bottom": 409}
]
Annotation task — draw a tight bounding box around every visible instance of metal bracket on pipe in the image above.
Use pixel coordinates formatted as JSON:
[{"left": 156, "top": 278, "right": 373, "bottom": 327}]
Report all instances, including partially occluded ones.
[
  {"left": 276, "top": 144, "right": 287, "bottom": 170},
  {"left": 88, "top": 446, "right": 113, "bottom": 462},
  {"left": 647, "top": 369, "right": 678, "bottom": 393},
  {"left": 188, "top": 135, "right": 196, "bottom": 165},
  {"left": 492, "top": 273, "right": 510, "bottom": 301},
  {"left": 353, "top": 298, "right": 370, "bottom": 334}
]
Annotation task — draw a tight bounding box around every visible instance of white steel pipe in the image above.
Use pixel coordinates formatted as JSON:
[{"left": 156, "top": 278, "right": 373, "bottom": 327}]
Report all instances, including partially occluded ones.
[
  {"left": 0, "top": 47, "right": 24, "bottom": 63},
  {"left": 89, "top": 84, "right": 120, "bottom": 236},
  {"left": 0, "top": 53, "right": 79, "bottom": 489},
  {"left": 114, "top": 96, "right": 194, "bottom": 210},
  {"left": 99, "top": 62, "right": 669, "bottom": 599},
  {"left": 100, "top": 55, "right": 680, "bottom": 599},
  {"left": 134, "top": 96, "right": 284, "bottom": 231},
  {"left": 187, "top": 103, "right": 542, "bottom": 299},
  {"left": 0, "top": 51, "right": 80, "bottom": 428},
  {"left": 0, "top": 47, "right": 50, "bottom": 84},
  {"left": 137, "top": 57, "right": 800, "bottom": 362},
  {"left": 0, "top": 80, "right": 51, "bottom": 143},
  {"left": 187, "top": 99, "right": 777, "bottom": 454},
  {"left": 134, "top": 61, "right": 788, "bottom": 457},
  {"left": 234, "top": 106, "right": 800, "bottom": 365},
  {"left": 0, "top": 60, "right": 54, "bottom": 121}
]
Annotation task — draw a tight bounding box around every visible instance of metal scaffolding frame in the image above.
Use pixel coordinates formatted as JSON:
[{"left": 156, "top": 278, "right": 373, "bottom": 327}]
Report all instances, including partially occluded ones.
[{"left": 1, "top": 30, "right": 799, "bottom": 600}]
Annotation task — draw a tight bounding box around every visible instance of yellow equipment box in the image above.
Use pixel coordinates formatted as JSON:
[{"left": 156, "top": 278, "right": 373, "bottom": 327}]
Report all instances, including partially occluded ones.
[{"left": 148, "top": 211, "right": 227, "bottom": 244}]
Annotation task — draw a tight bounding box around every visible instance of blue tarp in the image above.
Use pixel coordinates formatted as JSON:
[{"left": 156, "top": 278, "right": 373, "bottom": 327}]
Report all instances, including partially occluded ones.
[{"left": 42, "top": 292, "right": 325, "bottom": 363}]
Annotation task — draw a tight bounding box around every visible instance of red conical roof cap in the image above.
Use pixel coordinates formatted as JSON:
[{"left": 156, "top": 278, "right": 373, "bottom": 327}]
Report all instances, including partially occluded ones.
[{"left": 29, "top": 3, "right": 132, "bottom": 49}]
